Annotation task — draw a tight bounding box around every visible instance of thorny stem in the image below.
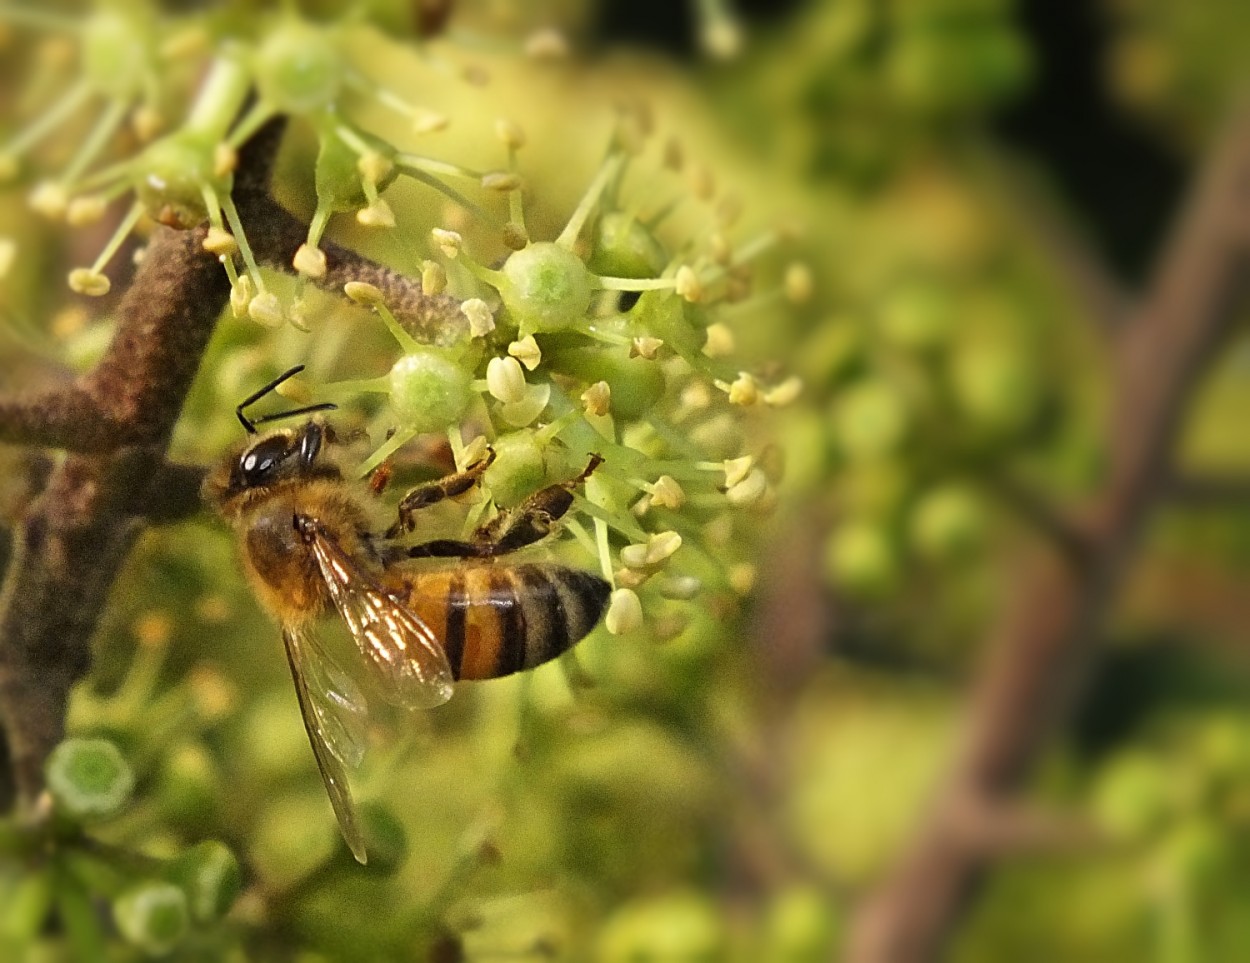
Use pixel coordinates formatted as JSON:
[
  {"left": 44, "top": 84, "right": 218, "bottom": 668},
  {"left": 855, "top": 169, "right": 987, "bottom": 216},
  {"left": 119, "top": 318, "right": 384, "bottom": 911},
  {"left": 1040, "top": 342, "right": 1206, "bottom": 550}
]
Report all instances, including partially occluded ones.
[{"left": 844, "top": 105, "right": 1250, "bottom": 962}]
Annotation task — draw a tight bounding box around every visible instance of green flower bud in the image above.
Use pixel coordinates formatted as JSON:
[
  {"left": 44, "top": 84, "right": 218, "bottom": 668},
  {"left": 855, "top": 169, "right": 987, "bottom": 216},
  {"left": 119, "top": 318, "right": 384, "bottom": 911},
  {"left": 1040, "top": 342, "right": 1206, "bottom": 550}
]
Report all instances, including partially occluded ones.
[
  {"left": 545, "top": 346, "right": 665, "bottom": 421},
  {"left": 833, "top": 379, "right": 909, "bottom": 461},
  {"left": 500, "top": 242, "right": 594, "bottom": 334},
  {"left": 589, "top": 212, "right": 667, "bottom": 279},
  {"left": 879, "top": 279, "right": 954, "bottom": 351},
  {"left": 824, "top": 521, "right": 899, "bottom": 597},
  {"left": 156, "top": 743, "right": 222, "bottom": 828},
  {"left": 355, "top": 802, "right": 408, "bottom": 874},
  {"left": 909, "top": 484, "right": 986, "bottom": 562},
  {"left": 949, "top": 338, "right": 1041, "bottom": 435},
  {"left": 1092, "top": 751, "right": 1171, "bottom": 842},
  {"left": 252, "top": 793, "right": 338, "bottom": 890},
  {"left": 254, "top": 22, "right": 345, "bottom": 115},
  {"left": 45, "top": 738, "right": 134, "bottom": 822},
  {"left": 167, "top": 841, "right": 241, "bottom": 924},
  {"left": 389, "top": 350, "right": 474, "bottom": 433},
  {"left": 484, "top": 431, "right": 547, "bottom": 506},
  {"left": 597, "top": 890, "right": 724, "bottom": 963},
  {"left": 82, "top": 10, "right": 153, "bottom": 101},
  {"left": 114, "top": 882, "right": 189, "bottom": 957},
  {"left": 134, "top": 132, "right": 226, "bottom": 229},
  {"left": 761, "top": 885, "right": 839, "bottom": 963}
]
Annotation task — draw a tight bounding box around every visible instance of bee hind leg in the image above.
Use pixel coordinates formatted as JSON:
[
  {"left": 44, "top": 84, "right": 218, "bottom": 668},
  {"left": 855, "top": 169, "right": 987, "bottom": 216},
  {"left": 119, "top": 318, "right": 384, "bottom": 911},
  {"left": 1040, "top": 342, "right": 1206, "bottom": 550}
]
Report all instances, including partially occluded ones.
[{"left": 385, "top": 448, "right": 497, "bottom": 539}]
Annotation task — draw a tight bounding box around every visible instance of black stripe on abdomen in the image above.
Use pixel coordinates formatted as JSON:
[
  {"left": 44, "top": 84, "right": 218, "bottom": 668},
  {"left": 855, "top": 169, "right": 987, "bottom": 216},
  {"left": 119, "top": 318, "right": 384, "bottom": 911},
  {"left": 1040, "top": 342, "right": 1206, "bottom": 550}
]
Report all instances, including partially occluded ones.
[
  {"left": 489, "top": 567, "right": 527, "bottom": 677},
  {"left": 514, "top": 565, "right": 571, "bottom": 670},
  {"left": 445, "top": 570, "right": 469, "bottom": 679}
]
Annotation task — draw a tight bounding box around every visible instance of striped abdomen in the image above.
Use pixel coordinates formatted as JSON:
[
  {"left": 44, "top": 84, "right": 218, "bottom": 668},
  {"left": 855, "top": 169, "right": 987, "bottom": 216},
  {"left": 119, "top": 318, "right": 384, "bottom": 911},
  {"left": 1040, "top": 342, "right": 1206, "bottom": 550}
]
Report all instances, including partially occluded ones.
[{"left": 396, "top": 563, "right": 610, "bottom": 681}]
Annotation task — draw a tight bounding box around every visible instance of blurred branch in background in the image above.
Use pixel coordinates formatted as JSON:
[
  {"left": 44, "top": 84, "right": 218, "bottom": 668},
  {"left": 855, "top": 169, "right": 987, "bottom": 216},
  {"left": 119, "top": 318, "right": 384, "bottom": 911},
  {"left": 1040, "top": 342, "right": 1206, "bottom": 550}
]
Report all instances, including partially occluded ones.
[{"left": 845, "top": 102, "right": 1250, "bottom": 963}]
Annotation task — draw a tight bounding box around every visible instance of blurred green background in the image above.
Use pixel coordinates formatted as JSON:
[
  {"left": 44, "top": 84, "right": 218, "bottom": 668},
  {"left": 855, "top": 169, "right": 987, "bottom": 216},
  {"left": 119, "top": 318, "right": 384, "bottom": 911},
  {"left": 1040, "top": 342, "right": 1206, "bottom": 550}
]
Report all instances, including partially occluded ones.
[{"left": 4, "top": 0, "right": 1250, "bottom": 960}]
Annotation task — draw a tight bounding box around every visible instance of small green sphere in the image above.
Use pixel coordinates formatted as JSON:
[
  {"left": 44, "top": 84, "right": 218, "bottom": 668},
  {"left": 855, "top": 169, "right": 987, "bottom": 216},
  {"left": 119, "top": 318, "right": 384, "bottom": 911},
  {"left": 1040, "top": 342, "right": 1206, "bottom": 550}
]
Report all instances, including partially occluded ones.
[
  {"left": 879, "top": 279, "right": 954, "bottom": 351},
  {"left": 168, "top": 841, "right": 242, "bottom": 924},
  {"left": 255, "top": 22, "right": 345, "bottom": 115},
  {"left": 114, "top": 882, "right": 189, "bottom": 957},
  {"left": 1092, "top": 751, "right": 1171, "bottom": 842},
  {"left": 484, "top": 431, "right": 547, "bottom": 506},
  {"left": 501, "top": 242, "right": 594, "bottom": 334},
  {"left": 135, "top": 133, "right": 223, "bottom": 229},
  {"left": 909, "top": 484, "right": 987, "bottom": 562},
  {"left": 824, "top": 521, "right": 900, "bottom": 597},
  {"left": 46, "top": 738, "right": 134, "bottom": 822},
  {"left": 388, "top": 350, "right": 473, "bottom": 434},
  {"left": 597, "top": 890, "right": 725, "bottom": 963},
  {"left": 833, "top": 379, "right": 909, "bottom": 461},
  {"left": 82, "top": 10, "right": 152, "bottom": 101},
  {"left": 589, "top": 212, "right": 667, "bottom": 279},
  {"left": 949, "top": 338, "right": 1041, "bottom": 435}
]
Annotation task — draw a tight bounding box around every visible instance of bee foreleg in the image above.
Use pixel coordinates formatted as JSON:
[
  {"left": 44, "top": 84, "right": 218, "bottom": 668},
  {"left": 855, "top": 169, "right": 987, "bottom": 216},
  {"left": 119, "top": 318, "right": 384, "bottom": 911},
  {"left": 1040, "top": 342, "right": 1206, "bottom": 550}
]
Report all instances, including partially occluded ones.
[{"left": 386, "top": 448, "right": 497, "bottom": 539}]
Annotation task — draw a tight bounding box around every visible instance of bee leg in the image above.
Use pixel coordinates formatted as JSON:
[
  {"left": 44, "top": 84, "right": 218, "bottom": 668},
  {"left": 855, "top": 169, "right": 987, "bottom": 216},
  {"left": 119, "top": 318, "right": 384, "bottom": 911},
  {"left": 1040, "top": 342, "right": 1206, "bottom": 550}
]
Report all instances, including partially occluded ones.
[
  {"left": 385, "top": 448, "right": 497, "bottom": 539},
  {"left": 455, "top": 453, "right": 604, "bottom": 556}
]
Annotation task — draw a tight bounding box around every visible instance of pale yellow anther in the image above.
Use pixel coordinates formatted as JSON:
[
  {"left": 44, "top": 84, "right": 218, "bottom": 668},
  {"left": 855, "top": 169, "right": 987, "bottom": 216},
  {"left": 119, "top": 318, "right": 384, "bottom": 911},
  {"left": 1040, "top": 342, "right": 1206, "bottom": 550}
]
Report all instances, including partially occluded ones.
[
  {"left": 726, "top": 467, "right": 768, "bottom": 507},
  {"left": 645, "top": 531, "right": 683, "bottom": 565},
  {"left": 702, "top": 18, "right": 744, "bottom": 60},
  {"left": 288, "top": 299, "right": 310, "bottom": 332},
  {"left": 724, "top": 372, "right": 760, "bottom": 406},
  {"left": 413, "top": 110, "right": 450, "bottom": 135},
  {"left": 486, "top": 356, "right": 527, "bottom": 404},
  {"left": 784, "top": 262, "right": 814, "bottom": 304},
  {"left": 203, "top": 227, "right": 239, "bottom": 257},
  {"left": 508, "top": 335, "right": 542, "bottom": 371},
  {"left": 357, "top": 199, "right": 396, "bottom": 228},
  {"left": 605, "top": 588, "right": 644, "bottom": 635},
  {"left": 462, "top": 298, "right": 495, "bottom": 337},
  {"left": 645, "top": 475, "right": 685, "bottom": 510},
  {"left": 702, "top": 323, "right": 735, "bottom": 359},
  {"left": 131, "top": 104, "right": 163, "bottom": 142},
  {"left": 481, "top": 171, "right": 522, "bottom": 192},
  {"left": 675, "top": 266, "right": 703, "bottom": 303},
  {"left": 432, "top": 228, "right": 462, "bottom": 259},
  {"left": 213, "top": 143, "right": 238, "bottom": 179},
  {"left": 709, "top": 232, "right": 732, "bottom": 265},
  {"left": 248, "top": 291, "right": 285, "bottom": 328},
  {"left": 659, "top": 575, "right": 702, "bottom": 601},
  {"left": 502, "top": 221, "right": 529, "bottom": 251},
  {"left": 0, "top": 237, "right": 15, "bottom": 279},
  {"left": 422, "top": 260, "right": 448, "bottom": 296},
  {"left": 680, "top": 381, "right": 713, "bottom": 410},
  {"left": 763, "top": 376, "right": 803, "bottom": 407},
  {"left": 581, "top": 381, "right": 611, "bottom": 417},
  {"left": 631, "top": 336, "right": 664, "bottom": 360},
  {"left": 67, "top": 268, "right": 110, "bottom": 297},
  {"left": 66, "top": 195, "right": 107, "bottom": 227},
  {"left": 230, "top": 276, "right": 254, "bottom": 318},
  {"left": 29, "top": 182, "right": 69, "bottom": 219},
  {"left": 357, "top": 151, "right": 394, "bottom": 186},
  {"left": 723, "top": 456, "right": 755, "bottom": 488},
  {"left": 524, "top": 28, "right": 570, "bottom": 60},
  {"left": 293, "top": 243, "right": 327, "bottom": 278},
  {"left": 495, "top": 118, "right": 526, "bottom": 150},
  {"left": 728, "top": 563, "right": 757, "bottom": 595},
  {"left": 344, "top": 280, "right": 385, "bottom": 306},
  {"left": 620, "top": 544, "right": 649, "bottom": 569}
]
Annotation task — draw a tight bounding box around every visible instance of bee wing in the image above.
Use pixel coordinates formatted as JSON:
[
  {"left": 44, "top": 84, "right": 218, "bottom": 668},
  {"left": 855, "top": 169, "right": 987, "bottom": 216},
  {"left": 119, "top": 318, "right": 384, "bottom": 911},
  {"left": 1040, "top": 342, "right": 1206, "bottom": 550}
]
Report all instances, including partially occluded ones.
[
  {"left": 305, "top": 521, "right": 455, "bottom": 710},
  {"left": 282, "top": 624, "right": 369, "bottom": 864}
]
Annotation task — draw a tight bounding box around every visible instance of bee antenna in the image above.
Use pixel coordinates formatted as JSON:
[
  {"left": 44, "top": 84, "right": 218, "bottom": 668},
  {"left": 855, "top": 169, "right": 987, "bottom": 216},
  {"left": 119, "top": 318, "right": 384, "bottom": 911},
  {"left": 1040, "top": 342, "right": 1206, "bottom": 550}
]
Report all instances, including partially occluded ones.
[{"left": 236, "top": 365, "right": 336, "bottom": 433}]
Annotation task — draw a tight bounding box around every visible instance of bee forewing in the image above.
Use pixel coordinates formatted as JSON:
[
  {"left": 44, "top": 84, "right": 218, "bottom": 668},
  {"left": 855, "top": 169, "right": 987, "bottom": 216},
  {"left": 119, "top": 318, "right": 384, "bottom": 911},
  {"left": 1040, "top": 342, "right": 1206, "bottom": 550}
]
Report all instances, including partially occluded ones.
[
  {"left": 301, "top": 631, "right": 369, "bottom": 770},
  {"left": 306, "top": 523, "right": 455, "bottom": 710},
  {"left": 282, "top": 625, "right": 369, "bottom": 864}
]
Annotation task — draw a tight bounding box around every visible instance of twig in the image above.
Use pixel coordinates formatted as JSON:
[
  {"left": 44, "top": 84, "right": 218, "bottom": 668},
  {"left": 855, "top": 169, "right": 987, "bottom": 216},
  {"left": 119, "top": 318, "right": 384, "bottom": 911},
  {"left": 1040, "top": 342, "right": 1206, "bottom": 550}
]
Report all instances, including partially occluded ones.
[{"left": 847, "top": 105, "right": 1250, "bottom": 962}]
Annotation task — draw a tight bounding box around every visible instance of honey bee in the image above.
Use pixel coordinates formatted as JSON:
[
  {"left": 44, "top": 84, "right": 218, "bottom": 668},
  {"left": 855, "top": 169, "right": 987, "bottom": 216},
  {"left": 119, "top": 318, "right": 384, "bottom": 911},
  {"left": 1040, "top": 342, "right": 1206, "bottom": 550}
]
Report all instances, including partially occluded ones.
[{"left": 203, "top": 366, "right": 610, "bottom": 863}]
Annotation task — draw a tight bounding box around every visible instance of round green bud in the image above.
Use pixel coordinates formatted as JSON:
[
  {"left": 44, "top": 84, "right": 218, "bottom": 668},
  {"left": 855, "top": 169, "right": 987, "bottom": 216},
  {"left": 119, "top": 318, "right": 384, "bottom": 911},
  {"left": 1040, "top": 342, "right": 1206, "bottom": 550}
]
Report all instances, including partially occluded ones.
[
  {"left": 114, "top": 882, "right": 189, "bottom": 956},
  {"left": 156, "top": 743, "right": 222, "bottom": 827},
  {"left": 588, "top": 212, "right": 667, "bottom": 279},
  {"left": 501, "top": 242, "right": 594, "bottom": 334},
  {"left": 949, "top": 338, "right": 1041, "bottom": 435},
  {"left": 833, "top": 379, "right": 909, "bottom": 461},
  {"left": 597, "top": 891, "right": 725, "bottom": 963},
  {"left": 761, "top": 885, "right": 839, "bottom": 963},
  {"left": 45, "top": 738, "right": 134, "bottom": 822},
  {"left": 484, "top": 431, "right": 547, "bottom": 506},
  {"left": 251, "top": 793, "right": 338, "bottom": 890},
  {"left": 388, "top": 350, "right": 473, "bottom": 434},
  {"left": 355, "top": 802, "right": 408, "bottom": 874},
  {"left": 824, "top": 521, "right": 900, "bottom": 597},
  {"left": 254, "top": 22, "right": 345, "bottom": 115},
  {"left": 1091, "top": 751, "right": 1171, "bottom": 842},
  {"left": 879, "top": 279, "right": 954, "bottom": 351},
  {"left": 134, "top": 133, "right": 224, "bottom": 229},
  {"left": 1197, "top": 715, "right": 1250, "bottom": 783},
  {"left": 167, "top": 841, "right": 241, "bottom": 924},
  {"left": 909, "top": 484, "right": 986, "bottom": 562},
  {"left": 545, "top": 345, "right": 665, "bottom": 421},
  {"left": 82, "top": 10, "right": 152, "bottom": 100}
]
